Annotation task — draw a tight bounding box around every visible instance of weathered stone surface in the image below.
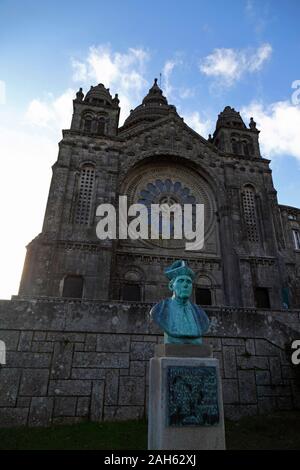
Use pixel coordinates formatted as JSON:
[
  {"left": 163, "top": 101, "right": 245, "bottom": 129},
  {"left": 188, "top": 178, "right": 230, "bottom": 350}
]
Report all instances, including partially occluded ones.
[
  {"left": 104, "top": 406, "right": 144, "bottom": 421},
  {"left": 18, "top": 331, "right": 33, "bottom": 352},
  {"left": 97, "top": 334, "right": 130, "bottom": 352},
  {"left": 19, "top": 369, "right": 49, "bottom": 396},
  {"left": 51, "top": 342, "right": 73, "bottom": 379},
  {"left": 238, "top": 371, "right": 257, "bottom": 403},
  {"left": 130, "top": 342, "right": 156, "bottom": 361},
  {"left": 269, "top": 357, "right": 282, "bottom": 385},
  {"left": 6, "top": 352, "right": 51, "bottom": 368},
  {"left": 257, "top": 385, "right": 291, "bottom": 397},
  {"left": 130, "top": 361, "right": 145, "bottom": 376},
  {"left": 71, "top": 368, "right": 106, "bottom": 380},
  {"left": 28, "top": 397, "right": 53, "bottom": 427},
  {"left": 76, "top": 397, "right": 90, "bottom": 417},
  {"left": 17, "top": 397, "right": 31, "bottom": 407},
  {"left": 222, "top": 379, "right": 239, "bottom": 404},
  {"left": 33, "top": 331, "right": 47, "bottom": 341},
  {"left": 223, "top": 346, "right": 237, "bottom": 378},
  {"left": 237, "top": 356, "right": 269, "bottom": 370},
  {"left": 48, "top": 380, "right": 92, "bottom": 396},
  {"left": 90, "top": 380, "right": 105, "bottom": 421},
  {"left": 277, "top": 396, "right": 293, "bottom": 410},
  {"left": 73, "top": 352, "right": 129, "bottom": 368},
  {"left": 105, "top": 370, "right": 119, "bottom": 405},
  {"left": 31, "top": 342, "right": 54, "bottom": 353},
  {"left": 54, "top": 397, "right": 77, "bottom": 417},
  {"left": 0, "top": 369, "right": 21, "bottom": 406},
  {"left": 85, "top": 334, "right": 97, "bottom": 351},
  {"left": 255, "top": 370, "right": 271, "bottom": 385},
  {"left": 258, "top": 397, "right": 277, "bottom": 414},
  {"left": 255, "top": 340, "right": 280, "bottom": 356},
  {"left": 0, "top": 330, "right": 19, "bottom": 350},
  {"left": 118, "top": 377, "right": 145, "bottom": 406},
  {"left": 224, "top": 404, "right": 258, "bottom": 421},
  {"left": 0, "top": 408, "right": 28, "bottom": 427}
]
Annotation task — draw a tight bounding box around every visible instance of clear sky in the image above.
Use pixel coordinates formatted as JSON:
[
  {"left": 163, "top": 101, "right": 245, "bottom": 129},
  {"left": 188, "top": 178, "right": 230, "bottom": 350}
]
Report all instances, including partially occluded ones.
[{"left": 0, "top": 0, "right": 300, "bottom": 298}]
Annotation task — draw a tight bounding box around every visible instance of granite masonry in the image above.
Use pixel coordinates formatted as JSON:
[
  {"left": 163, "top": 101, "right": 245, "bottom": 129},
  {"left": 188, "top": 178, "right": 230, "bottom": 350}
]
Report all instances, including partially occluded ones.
[{"left": 0, "top": 299, "right": 299, "bottom": 427}]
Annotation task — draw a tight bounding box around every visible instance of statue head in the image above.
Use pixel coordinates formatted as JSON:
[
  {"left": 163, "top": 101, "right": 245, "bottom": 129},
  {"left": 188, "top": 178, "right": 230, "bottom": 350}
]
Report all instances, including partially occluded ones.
[{"left": 165, "top": 260, "right": 195, "bottom": 301}]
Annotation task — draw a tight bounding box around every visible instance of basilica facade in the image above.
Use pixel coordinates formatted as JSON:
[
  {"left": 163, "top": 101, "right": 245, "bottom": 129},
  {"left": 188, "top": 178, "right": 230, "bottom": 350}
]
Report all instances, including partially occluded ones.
[{"left": 18, "top": 79, "right": 300, "bottom": 309}]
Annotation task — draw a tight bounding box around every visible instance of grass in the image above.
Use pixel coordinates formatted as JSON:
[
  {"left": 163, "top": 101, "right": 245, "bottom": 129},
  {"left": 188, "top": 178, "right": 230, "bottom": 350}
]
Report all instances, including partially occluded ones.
[{"left": 0, "top": 411, "right": 299, "bottom": 450}]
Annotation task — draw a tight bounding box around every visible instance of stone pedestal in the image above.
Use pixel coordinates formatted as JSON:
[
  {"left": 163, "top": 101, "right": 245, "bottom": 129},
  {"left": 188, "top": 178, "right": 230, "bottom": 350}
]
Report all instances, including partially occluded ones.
[{"left": 148, "top": 344, "right": 226, "bottom": 450}]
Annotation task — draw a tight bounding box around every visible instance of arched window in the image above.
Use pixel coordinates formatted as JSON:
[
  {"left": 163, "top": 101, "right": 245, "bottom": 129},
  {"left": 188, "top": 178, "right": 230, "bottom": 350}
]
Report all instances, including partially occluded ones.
[
  {"left": 97, "top": 118, "right": 106, "bottom": 136},
  {"left": 75, "top": 164, "right": 96, "bottom": 225},
  {"left": 231, "top": 138, "right": 240, "bottom": 155},
  {"left": 195, "top": 288, "right": 212, "bottom": 305},
  {"left": 242, "top": 185, "right": 259, "bottom": 242},
  {"left": 122, "top": 283, "right": 141, "bottom": 301},
  {"left": 84, "top": 117, "right": 92, "bottom": 133},
  {"left": 195, "top": 276, "right": 213, "bottom": 305},
  {"left": 62, "top": 275, "right": 84, "bottom": 298}
]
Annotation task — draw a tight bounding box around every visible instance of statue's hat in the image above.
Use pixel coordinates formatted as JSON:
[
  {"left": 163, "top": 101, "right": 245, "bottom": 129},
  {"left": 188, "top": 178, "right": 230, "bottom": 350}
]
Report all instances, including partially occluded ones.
[{"left": 164, "top": 260, "right": 195, "bottom": 280}]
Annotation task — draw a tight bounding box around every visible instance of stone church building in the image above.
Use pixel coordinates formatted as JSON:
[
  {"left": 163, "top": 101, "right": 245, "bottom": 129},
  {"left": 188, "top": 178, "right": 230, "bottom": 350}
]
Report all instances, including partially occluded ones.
[
  {"left": 0, "top": 80, "right": 299, "bottom": 427},
  {"left": 19, "top": 79, "right": 300, "bottom": 310}
]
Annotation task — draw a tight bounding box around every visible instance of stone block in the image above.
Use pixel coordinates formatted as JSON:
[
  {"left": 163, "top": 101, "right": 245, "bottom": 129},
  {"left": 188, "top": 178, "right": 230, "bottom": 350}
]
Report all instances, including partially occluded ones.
[
  {"left": 208, "top": 337, "right": 222, "bottom": 351},
  {"left": 245, "top": 339, "right": 255, "bottom": 355},
  {"left": 17, "top": 397, "right": 31, "bottom": 407},
  {"left": 105, "top": 370, "right": 119, "bottom": 405},
  {"left": 237, "top": 356, "right": 269, "bottom": 370},
  {"left": 258, "top": 397, "right": 277, "bottom": 414},
  {"left": 257, "top": 385, "right": 291, "bottom": 397},
  {"left": 51, "top": 342, "right": 73, "bottom": 379},
  {"left": 119, "top": 376, "right": 145, "bottom": 406},
  {"left": 96, "top": 334, "right": 130, "bottom": 352},
  {"left": 54, "top": 397, "right": 77, "bottom": 417},
  {"left": 255, "top": 339, "right": 280, "bottom": 356},
  {"left": 71, "top": 368, "right": 105, "bottom": 380},
  {"left": 277, "top": 396, "right": 293, "bottom": 410},
  {"left": 130, "top": 361, "right": 145, "bottom": 376},
  {"left": 224, "top": 404, "right": 258, "bottom": 421},
  {"left": 85, "top": 334, "right": 97, "bottom": 351},
  {"left": 0, "top": 408, "right": 28, "bottom": 427},
  {"left": 20, "top": 369, "right": 49, "bottom": 396},
  {"left": 73, "top": 352, "right": 129, "bottom": 368},
  {"left": 77, "top": 397, "right": 90, "bottom": 417},
  {"left": 104, "top": 406, "right": 144, "bottom": 422},
  {"left": 255, "top": 371, "right": 271, "bottom": 385},
  {"left": 90, "top": 380, "right": 105, "bottom": 422},
  {"left": 222, "top": 379, "right": 239, "bottom": 404},
  {"left": 130, "top": 342, "right": 156, "bottom": 361},
  {"left": 238, "top": 371, "right": 257, "bottom": 404},
  {"left": 31, "top": 341, "right": 54, "bottom": 353},
  {"left": 0, "top": 330, "right": 19, "bottom": 350},
  {"left": 74, "top": 343, "right": 85, "bottom": 351},
  {"left": 46, "top": 332, "right": 85, "bottom": 342},
  {"left": 0, "top": 368, "right": 21, "bottom": 406},
  {"left": 28, "top": 397, "right": 53, "bottom": 427},
  {"left": 48, "top": 380, "right": 92, "bottom": 396},
  {"left": 222, "top": 338, "right": 245, "bottom": 346},
  {"left": 269, "top": 357, "right": 282, "bottom": 385},
  {"left": 6, "top": 352, "right": 51, "bottom": 368},
  {"left": 281, "top": 366, "right": 297, "bottom": 379},
  {"left": 33, "top": 331, "right": 47, "bottom": 341},
  {"left": 223, "top": 347, "right": 237, "bottom": 378},
  {"left": 18, "top": 331, "right": 33, "bottom": 352}
]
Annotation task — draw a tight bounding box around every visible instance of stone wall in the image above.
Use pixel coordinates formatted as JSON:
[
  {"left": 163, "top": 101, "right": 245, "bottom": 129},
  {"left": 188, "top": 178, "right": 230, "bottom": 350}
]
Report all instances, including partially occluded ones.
[{"left": 0, "top": 298, "right": 299, "bottom": 427}]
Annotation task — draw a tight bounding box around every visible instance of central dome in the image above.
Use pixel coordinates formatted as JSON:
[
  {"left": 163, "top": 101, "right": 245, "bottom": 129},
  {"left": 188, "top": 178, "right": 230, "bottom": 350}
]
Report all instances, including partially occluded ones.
[{"left": 121, "top": 78, "right": 178, "bottom": 130}]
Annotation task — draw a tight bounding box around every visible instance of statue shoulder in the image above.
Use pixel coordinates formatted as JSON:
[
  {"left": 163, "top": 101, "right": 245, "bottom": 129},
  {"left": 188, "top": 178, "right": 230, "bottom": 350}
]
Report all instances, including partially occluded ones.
[
  {"left": 150, "top": 299, "right": 170, "bottom": 324},
  {"left": 191, "top": 303, "right": 210, "bottom": 333}
]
